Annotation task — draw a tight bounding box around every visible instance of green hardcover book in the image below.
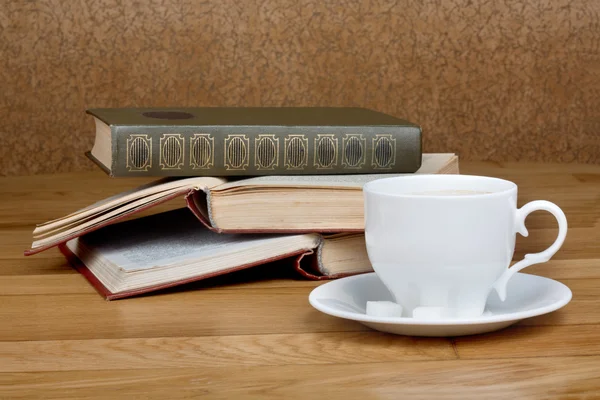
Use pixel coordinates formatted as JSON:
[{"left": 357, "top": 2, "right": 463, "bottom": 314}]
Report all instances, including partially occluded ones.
[{"left": 86, "top": 107, "right": 422, "bottom": 177}]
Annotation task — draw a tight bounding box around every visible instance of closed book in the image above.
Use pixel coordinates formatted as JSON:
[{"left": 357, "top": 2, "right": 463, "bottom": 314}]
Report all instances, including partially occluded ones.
[
  {"left": 86, "top": 107, "right": 422, "bottom": 177},
  {"left": 25, "top": 153, "right": 458, "bottom": 256}
]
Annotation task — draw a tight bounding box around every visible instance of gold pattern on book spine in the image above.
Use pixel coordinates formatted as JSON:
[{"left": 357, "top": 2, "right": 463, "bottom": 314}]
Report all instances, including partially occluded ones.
[
  {"left": 342, "top": 134, "right": 366, "bottom": 169},
  {"left": 314, "top": 135, "right": 338, "bottom": 169},
  {"left": 190, "top": 134, "right": 214, "bottom": 169},
  {"left": 126, "top": 134, "right": 152, "bottom": 171},
  {"left": 254, "top": 135, "right": 279, "bottom": 170},
  {"left": 224, "top": 134, "right": 249, "bottom": 170},
  {"left": 372, "top": 134, "right": 396, "bottom": 169},
  {"left": 284, "top": 134, "right": 308, "bottom": 170},
  {"left": 159, "top": 134, "right": 185, "bottom": 170}
]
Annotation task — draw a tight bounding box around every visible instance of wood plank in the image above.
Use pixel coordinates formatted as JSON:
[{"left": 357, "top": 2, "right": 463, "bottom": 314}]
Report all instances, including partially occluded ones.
[
  {"left": 512, "top": 278, "right": 600, "bottom": 326},
  {"left": 0, "top": 274, "right": 95, "bottom": 295},
  {"left": 0, "top": 332, "right": 455, "bottom": 373},
  {"left": 518, "top": 299, "right": 598, "bottom": 326},
  {"left": 1, "top": 263, "right": 598, "bottom": 297},
  {"left": 525, "top": 258, "right": 600, "bottom": 279},
  {"left": 0, "top": 257, "right": 73, "bottom": 276},
  {"left": 0, "top": 274, "right": 322, "bottom": 296},
  {"left": 0, "top": 278, "right": 597, "bottom": 341},
  {"left": 489, "top": 277, "right": 600, "bottom": 326},
  {"left": 514, "top": 226, "right": 600, "bottom": 261},
  {"left": 0, "top": 230, "right": 64, "bottom": 260},
  {"left": 0, "top": 289, "right": 369, "bottom": 341},
  {"left": 1, "top": 356, "right": 599, "bottom": 399},
  {"left": 557, "top": 278, "right": 600, "bottom": 300},
  {"left": 1, "top": 163, "right": 599, "bottom": 398},
  {"left": 454, "top": 325, "right": 600, "bottom": 359}
]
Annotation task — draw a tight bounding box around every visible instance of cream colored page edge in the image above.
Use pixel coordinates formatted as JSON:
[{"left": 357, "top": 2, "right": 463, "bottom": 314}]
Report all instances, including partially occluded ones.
[
  {"left": 317, "top": 233, "right": 372, "bottom": 276},
  {"left": 89, "top": 117, "right": 112, "bottom": 170},
  {"left": 211, "top": 153, "right": 457, "bottom": 191},
  {"left": 66, "top": 233, "right": 322, "bottom": 293},
  {"left": 32, "top": 192, "right": 192, "bottom": 248},
  {"left": 34, "top": 176, "right": 227, "bottom": 234},
  {"left": 33, "top": 186, "right": 189, "bottom": 240}
]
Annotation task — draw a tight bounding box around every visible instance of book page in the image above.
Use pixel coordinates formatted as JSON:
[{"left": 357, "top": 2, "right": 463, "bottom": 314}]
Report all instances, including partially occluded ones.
[
  {"left": 32, "top": 187, "right": 187, "bottom": 245},
  {"left": 35, "top": 176, "right": 228, "bottom": 233},
  {"left": 72, "top": 208, "right": 304, "bottom": 272},
  {"left": 213, "top": 154, "right": 456, "bottom": 191}
]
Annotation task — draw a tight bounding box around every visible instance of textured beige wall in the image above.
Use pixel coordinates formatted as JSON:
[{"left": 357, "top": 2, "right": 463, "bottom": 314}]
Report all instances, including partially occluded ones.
[{"left": 1, "top": 0, "right": 599, "bottom": 176}]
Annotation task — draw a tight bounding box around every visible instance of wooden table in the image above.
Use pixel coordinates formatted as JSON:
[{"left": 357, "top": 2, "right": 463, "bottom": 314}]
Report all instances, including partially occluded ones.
[{"left": 1, "top": 162, "right": 599, "bottom": 399}]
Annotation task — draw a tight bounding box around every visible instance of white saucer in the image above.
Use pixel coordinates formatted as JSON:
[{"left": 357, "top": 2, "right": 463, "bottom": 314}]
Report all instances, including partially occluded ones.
[{"left": 309, "top": 272, "right": 572, "bottom": 337}]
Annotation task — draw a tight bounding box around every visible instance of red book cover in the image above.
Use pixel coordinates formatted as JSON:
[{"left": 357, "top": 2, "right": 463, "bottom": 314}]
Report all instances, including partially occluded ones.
[
  {"left": 26, "top": 188, "right": 359, "bottom": 300},
  {"left": 58, "top": 243, "right": 328, "bottom": 301}
]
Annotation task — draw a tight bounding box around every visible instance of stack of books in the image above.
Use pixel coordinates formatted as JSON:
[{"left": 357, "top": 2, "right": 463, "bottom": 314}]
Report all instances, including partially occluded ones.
[{"left": 25, "top": 107, "right": 458, "bottom": 300}]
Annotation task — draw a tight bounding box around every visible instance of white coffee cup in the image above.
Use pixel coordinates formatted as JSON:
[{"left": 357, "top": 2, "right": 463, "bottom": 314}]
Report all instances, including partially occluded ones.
[{"left": 363, "top": 174, "right": 567, "bottom": 319}]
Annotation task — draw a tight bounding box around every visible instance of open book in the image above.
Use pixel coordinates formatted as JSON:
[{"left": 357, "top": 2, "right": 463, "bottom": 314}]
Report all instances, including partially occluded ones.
[
  {"left": 61, "top": 208, "right": 371, "bottom": 300},
  {"left": 26, "top": 153, "right": 458, "bottom": 255}
]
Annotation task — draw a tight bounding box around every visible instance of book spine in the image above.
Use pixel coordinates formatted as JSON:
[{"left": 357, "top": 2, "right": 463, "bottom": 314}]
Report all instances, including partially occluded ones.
[{"left": 111, "top": 125, "right": 421, "bottom": 176}]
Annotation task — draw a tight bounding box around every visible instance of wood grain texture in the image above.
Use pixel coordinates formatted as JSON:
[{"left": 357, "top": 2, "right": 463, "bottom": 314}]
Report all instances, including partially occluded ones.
[
  {"left": 1, "top": 1, "right": 599, "bottom": 176},
  {"left": 0, "top": 289, "right": 368, "bottom": 341},
  {"left": 0, "top": 332, "right": 455, "bottom": 373},
  {"left": 454, "top": 325, "right": 600, "bottom": 359},
  {"left": 2, "top": 357, "right": 600, "bottom": 399},
  {"left": 1, "top": 161, "right": 600, "bottom": 398}
]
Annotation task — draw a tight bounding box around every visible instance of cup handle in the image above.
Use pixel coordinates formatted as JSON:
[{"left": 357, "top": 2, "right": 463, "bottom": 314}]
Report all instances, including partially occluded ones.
[{"left": 492, "top": 200, "right": 568, "bottom": 301}]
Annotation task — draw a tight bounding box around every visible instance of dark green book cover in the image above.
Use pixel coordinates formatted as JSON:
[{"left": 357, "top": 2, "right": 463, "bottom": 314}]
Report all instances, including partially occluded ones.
[{"left": 86, "top": 107, "right": 422, "bottom": 177}]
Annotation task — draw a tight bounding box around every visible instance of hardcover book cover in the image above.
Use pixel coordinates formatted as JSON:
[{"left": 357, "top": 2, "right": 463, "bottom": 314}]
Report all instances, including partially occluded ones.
[{"left": 86, "top": 107, "right": 422, "bottom": 177}]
